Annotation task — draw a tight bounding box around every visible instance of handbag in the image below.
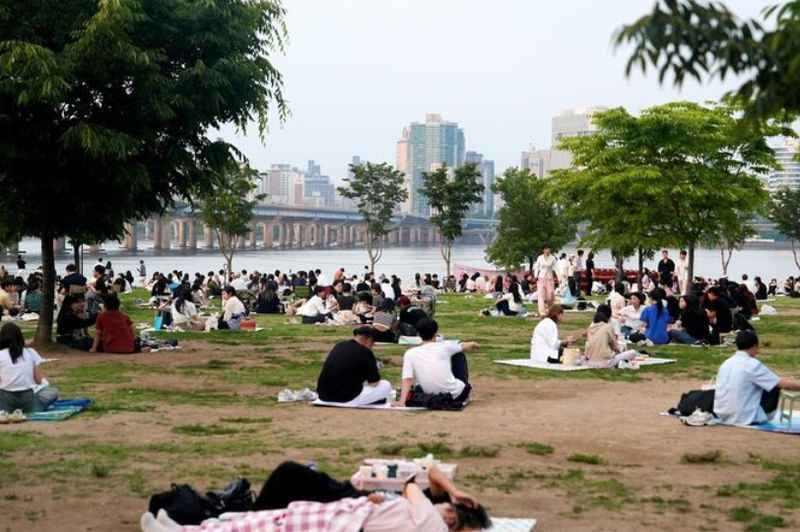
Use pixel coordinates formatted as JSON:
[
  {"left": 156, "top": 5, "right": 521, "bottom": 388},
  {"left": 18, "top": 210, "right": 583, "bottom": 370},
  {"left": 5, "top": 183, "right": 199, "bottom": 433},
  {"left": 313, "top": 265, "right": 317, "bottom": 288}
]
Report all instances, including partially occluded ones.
[{"left": 148, "top": 484, "right": 218, "bottom": 525}]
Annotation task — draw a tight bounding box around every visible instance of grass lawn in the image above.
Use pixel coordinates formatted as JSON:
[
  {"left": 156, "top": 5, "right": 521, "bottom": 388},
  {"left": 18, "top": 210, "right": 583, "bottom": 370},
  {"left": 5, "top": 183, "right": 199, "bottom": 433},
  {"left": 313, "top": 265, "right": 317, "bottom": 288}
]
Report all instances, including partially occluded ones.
[{"left": 1, "top": 290, "right": 799, "bottom": 531}]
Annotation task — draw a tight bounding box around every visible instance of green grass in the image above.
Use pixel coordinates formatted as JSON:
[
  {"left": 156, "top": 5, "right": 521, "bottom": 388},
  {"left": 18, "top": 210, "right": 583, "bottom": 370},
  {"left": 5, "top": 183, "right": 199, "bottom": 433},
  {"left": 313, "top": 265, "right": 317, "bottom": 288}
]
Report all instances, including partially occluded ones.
[
  {"left": 519, "top": 442, "right": 555, "bottom": 455},
  {"left": 568, "top": 453, "right": 604, "bottom": 465},
  {"left": 172, "top": 424, "right": 241, "bottom": 436},
  {"left": 682, "top": 450, "right": 724, "bottom": 464}
]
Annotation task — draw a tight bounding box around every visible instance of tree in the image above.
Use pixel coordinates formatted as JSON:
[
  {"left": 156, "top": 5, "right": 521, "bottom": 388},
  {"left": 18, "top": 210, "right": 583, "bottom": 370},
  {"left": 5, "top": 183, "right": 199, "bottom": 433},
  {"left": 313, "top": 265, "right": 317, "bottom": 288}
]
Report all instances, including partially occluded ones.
[
  {"left": 0, "top": 0, "right": 287, "bottom": 344},
  {"left": 616, "top": 0, "right": 800, "bottom": 122},
  {"left": 338, "top": 162, "right": 408, "bottom": 273},
  {"left": 550, "top": 103, "right": 775, "bottom": 283},
  {"left": 197, "top": 163, "right": 264, "bottom": 277},
  {"left": 770, "top": 187, "right": 800, "bottom": 272},
  {"left": 487, "top": 168, "right": 575, "bottom": 272},
  {"left": 420, "top": 164, "right": 484, "bottom": 278},
  {"left": 710, "top": 218, "right": 757, "bottom": 277}
]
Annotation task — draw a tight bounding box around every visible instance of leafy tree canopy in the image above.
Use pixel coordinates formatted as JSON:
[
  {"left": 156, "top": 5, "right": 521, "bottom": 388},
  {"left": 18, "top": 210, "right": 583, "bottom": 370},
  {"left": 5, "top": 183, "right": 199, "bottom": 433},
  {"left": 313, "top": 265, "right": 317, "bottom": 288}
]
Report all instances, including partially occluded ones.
[
  {"left": 770, "top": 186, "right": 800, "bottom": 271},
  {"left": 488, "top": 168, "right": 575, "bottom": 271}
]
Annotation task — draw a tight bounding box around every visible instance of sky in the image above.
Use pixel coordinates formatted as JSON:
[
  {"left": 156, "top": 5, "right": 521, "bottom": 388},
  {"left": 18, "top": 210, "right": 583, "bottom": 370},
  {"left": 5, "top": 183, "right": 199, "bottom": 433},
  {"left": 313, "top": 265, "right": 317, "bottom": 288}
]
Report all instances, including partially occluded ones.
[{"left": 217, "top": 0, "right": 773, "bottom": 182}]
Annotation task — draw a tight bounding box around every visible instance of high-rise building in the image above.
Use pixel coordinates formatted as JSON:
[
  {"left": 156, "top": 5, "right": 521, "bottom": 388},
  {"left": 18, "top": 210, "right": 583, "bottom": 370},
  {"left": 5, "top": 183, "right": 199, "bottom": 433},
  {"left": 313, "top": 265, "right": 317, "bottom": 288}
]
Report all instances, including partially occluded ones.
[
  {"left": 396, "top": 113, "right": 466, "bottom": 216},
  {"left": 549, "top": 106, "right": 607, "bottom": 170},
  {"left": 520, "top": 144, "right": 553, "bottom": 178},
  {"left": 265, "top": 164, "right": 305, "bottom": 206},
  {"left": 768, "top": 138, "right": 800, "bottom": 192},
  {"left": 464, "top": 151, "right": 495, "bottom": 216},
  {"left": 303, "top": 159, "right": 335, "bottom": 207}
]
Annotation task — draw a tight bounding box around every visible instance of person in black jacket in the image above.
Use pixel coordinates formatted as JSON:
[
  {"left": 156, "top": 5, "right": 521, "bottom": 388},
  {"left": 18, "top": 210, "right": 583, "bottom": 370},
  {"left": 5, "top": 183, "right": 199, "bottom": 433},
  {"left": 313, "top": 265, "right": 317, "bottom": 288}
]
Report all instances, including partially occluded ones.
[
  {"left": 669, "top": 295, "right": 709, "bottom": 344},
  {"left": 657, "top": 249, "right": 675, "bottom": 287},
  {"left": 704, "top": 287, "right": 733, "bottom": 345},
  {"left": 56, "top": 294, "right": 96, "bottom": 350}
]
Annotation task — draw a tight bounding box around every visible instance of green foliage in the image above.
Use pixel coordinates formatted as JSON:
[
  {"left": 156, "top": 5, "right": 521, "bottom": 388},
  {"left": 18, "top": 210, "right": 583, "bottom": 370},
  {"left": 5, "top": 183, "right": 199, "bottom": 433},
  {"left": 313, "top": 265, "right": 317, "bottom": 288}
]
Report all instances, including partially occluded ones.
[
  {"left": 567, "top": 453, "right": 604, "bottom": 465},
  {"left": 419, "top": 164, "right": 484, "bottom": 276},
  {"left": 197, "top": 162, "right": 264, "bottom": 273},
  {"left": 682, "top": 450, "right": 723, "bottom": 464},
  {"left": 770, "top": 187, "right": 800, "bottom": 271},
  {"left": 616, "top": 0, "right": 800, "bottom": 123},
  {"left": 0, "top": 0, "right": 287, "bottom": 342},
  {"left": 487, "top": 167, "right": 575, "bottom": 270},
  {"left": 550, "top": 102, "right": 775, "bottom": 280},
  {"left": 337, "top": 162, "right": 408, "bottom": 272}
]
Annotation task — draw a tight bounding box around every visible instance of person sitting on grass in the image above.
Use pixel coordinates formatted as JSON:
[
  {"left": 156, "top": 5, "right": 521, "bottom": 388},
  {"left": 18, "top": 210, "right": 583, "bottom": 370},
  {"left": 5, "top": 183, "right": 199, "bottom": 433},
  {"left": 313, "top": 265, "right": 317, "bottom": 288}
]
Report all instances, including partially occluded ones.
[
  {"left": 668, "top": 295, "right": 709, "bottom": 345},
  {"left": 398, "top": 318, "right": 478, "bottom": 407},
  {"left": 218, "top": 286, "right": 246, "bottom": 330},
  {"left": 296, "top": 285, "right": 331, "bottom": 324},
  {"left": 630, "top": 288, "right": 670, "bottom": 345},
  {"left": 90, "top": 294, "right": 141, "bottom": 353},
  {"left": 530, "top": 304, "right": 580, "bottom": 364},
  {"left": 316, "top": 326, "right": 392, "bottom": 406},
  {"left": 144, "top": 461, "right": 490, "bottom": 532},
  {"left": 0, "top": 323, "right": 59, "bottom": 414},
  {"left": 371, "top": 298, "right": 399, "bottom": 343},
  {"left": 56, "top": 294, "right": 96, "bottom": 351},
  {"left": 170, "top": 288, "right": 207, "bottom": 332},
  {"left": 397, "top": 295, "right": 428, "bottom": 336},
  {"left": 0, "top": 278, "right": 20, "bottom": 317},
  {"left": 714, "top": 330, "right": 800, "bottom": 426},
  {"left": 584, "top": 305, "right": 638, "bottom": 369}
]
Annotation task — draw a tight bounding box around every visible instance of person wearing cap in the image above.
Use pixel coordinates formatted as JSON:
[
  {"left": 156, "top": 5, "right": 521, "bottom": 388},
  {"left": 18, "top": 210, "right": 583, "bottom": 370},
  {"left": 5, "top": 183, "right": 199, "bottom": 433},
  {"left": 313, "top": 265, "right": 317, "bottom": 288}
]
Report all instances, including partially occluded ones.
[{"left": 316, "top": 326, "right": 393, "bottom": 406}]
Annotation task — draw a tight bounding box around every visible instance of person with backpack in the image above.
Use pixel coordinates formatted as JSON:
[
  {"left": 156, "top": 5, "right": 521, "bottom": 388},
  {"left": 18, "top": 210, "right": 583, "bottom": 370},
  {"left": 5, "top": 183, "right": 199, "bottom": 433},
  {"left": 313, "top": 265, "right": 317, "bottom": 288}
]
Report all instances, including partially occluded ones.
[{"left": 714, "top": 330, "right": 800, "bottom": 425}]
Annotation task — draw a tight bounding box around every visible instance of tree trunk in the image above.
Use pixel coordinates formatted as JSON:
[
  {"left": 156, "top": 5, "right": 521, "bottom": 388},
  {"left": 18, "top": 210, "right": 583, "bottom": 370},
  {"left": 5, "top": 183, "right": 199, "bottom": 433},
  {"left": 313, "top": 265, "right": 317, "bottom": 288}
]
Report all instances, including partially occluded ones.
[
  {"left": 687, "top": 242, "right": 696, "bottom": 285},
  {"left": 72, "top": 241, "right": 81, "bottom": 274},
  {"left": 792, "top": 239, "right": 800, "bottom": 272},
  {"left": 441, "top": 239, "right": 453, "bottom": 278},
  {"left": 36, "top": 232, "right": 56, "bottom": 346},
  {"left": 637, "top": 248, "right": 644, "bottom": 290},
  {"left": 615, "top": 255, "right": 624, "bottom": 284},
  {"left": 720, "top": 248, "right": 726, "bottom": 277},
  {"left": 529, "top": 256, "right": 534, "bottom": 274}
]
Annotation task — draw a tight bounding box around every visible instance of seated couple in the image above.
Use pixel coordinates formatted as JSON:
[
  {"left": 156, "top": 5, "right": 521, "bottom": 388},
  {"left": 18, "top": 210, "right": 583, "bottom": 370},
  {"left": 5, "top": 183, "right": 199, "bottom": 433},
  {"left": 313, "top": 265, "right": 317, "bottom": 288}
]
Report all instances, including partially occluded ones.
[
  {"left": 713, "top": 330, "right": 800, "bottom": 426},
  {"left": 316, "top": 319, "right": 477, "bottom": 409},
  {"left": 57, "top": 293, "right": 142, "bottom": 353},
  {"left": 143, "top": 460, "right": 490, "bottom": 532}
]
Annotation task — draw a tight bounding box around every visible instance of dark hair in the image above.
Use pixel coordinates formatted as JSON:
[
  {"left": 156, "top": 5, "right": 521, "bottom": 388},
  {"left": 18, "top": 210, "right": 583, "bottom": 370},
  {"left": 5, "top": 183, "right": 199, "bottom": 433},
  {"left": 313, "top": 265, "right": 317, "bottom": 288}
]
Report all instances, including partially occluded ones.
[
  {"left": 377, "top": 298, "right": 395, "bottom": 313},
  {"left": 648, "top": 288, "right": 666, "bottom": 317},
  {"left": 736, "top": 330, "right": 759, "bottom": 351},
  {"left": 223, "top": 286, "right": 236, "bottom": 297},
  {"left": 455, "top": 503, "right": 492, "bottom": 530},
  {"left": 594, "top": 304, "right": 611, "bottom": 323},
  {"left": 614, "top": 283, "right": 625, "bottom": 295},
  {"left": 509, "top": 280, "right": 522, "bottom": 303},
  {"left": 0, "top": 278, "right": 14, "bottom": 289},
  {"left": 415, "top": 318, "right": 438, "bottom": 341},
  {"left": 103, "top": 293, "right": 121, "bottom": 311},
  {"left": 66, "top": 263, "right": 77, "bottom": 272},
  {"left": 352, "top": 326, "right": 376, "bottom": 339},
  {"left": 0, "top": 322, "right": 25, "bottom": 364}
]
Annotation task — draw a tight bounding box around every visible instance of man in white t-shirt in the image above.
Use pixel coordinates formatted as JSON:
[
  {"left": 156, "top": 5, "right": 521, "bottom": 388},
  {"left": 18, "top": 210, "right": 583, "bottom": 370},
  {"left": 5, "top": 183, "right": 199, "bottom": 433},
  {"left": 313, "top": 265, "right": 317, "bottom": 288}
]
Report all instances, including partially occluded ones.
[
  {"left": 398, "top": 318, "right": 478, "bottom": 406},
  {"left": 714, "top": 330, "right": 800, "bottom": 425}
]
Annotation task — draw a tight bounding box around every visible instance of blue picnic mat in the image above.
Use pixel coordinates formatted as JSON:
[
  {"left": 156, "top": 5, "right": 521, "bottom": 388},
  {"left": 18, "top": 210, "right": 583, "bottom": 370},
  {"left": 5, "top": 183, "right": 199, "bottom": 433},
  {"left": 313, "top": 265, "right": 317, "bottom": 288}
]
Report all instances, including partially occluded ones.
[
  {"left": 740, "top": 411, "right": 800, "bottom": 434},
  {"left": 27, "top": 398, "right": 93, "bottom": 422}
]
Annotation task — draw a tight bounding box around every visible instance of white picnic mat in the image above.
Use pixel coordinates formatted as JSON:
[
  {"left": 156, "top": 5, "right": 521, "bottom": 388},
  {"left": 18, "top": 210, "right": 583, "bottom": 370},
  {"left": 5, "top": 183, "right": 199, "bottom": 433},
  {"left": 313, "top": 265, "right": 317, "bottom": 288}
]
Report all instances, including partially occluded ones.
[
  {"left": 312, "top": 399, "right": 426, "bottom": 411},
  {"left": 143, "top": 327, "right": 264, "bottom": 333},
  {"left": 494, "top": 358, "right": 676, "bottom": 371},
  {"left": 486, "top": 518, "right": 537, "bottom": 531}
]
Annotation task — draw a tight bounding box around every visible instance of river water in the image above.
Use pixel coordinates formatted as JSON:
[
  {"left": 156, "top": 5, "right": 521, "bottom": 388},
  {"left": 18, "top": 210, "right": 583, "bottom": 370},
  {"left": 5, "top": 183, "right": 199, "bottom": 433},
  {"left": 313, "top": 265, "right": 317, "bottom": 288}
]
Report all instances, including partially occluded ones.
[{"left": 4, "top": 239, "right": 798, "bottom": 282}]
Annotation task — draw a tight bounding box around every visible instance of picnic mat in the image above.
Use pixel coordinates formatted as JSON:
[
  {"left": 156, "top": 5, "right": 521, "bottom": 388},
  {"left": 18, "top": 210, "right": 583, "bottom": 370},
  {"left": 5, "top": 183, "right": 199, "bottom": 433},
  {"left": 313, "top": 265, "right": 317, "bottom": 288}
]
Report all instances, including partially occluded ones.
[
  {"left": 28, "top": 398, "right": 92, "bottom": 421},
  {"left": 494, "top": 358, "right": 676, "bottom": 371},
  {"left": 143, "top": 327, "right": 264, "bottom": 334},
  {"left": 486, "top": 518, "right": 537, "bottom": 531},
  {"left": 740, "top": 412, "right": 800, "bottom": 434},
  {"left": 312, "top": 399, "right": 426, "bottom": 411}
]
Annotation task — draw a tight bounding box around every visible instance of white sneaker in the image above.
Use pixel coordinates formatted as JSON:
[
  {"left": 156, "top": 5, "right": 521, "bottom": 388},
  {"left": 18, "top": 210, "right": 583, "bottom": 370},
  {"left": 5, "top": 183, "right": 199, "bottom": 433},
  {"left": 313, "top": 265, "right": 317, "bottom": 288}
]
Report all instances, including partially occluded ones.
[
  {"left": 298, "top": 388, "right": 318, "bottom": 401},
  {"left": 680, "top": 408, "right": 717, "bottom": 427},
  {"left": 618, "top": 361, "right": 640, "bottom": 370},
  {"left": 0, "top": 411, "right": 8, "bottom": 424},
  {"left": 278, "top": 389, "right": 297, "bottom": 402}
]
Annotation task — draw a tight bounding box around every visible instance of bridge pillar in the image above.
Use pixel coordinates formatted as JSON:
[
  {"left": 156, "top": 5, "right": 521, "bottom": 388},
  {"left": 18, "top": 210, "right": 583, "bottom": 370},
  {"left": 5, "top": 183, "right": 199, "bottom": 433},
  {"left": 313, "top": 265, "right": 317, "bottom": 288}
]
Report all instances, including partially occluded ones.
[
  {"left": 322, "top": 224, "right": 330, "bottom": 247},
  {"left": 144, "top": 221, "right": 152, "bottom": 240},
  {"left": 121, "top": 222, "right": 138, "bottom": 251},
  {"left": 187, "top": 220, "right": 197, "bottom": 250},
  {"left": 263, "top": 223, "right": 273, "bottom": 248},
  {"left": 175, "top": 220, "right": 186, "bottom": 248},
  {"left": 152, "top": 218, "right": 163, "bottom": 250}
]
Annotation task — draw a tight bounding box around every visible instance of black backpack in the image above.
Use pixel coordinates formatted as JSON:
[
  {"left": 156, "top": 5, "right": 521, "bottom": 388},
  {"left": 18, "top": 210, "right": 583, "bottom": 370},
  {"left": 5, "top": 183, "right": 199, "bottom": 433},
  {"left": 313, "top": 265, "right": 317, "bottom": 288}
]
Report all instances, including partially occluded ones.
[{"left": 671, "top": 389, "right": 715, "bottom": 416}]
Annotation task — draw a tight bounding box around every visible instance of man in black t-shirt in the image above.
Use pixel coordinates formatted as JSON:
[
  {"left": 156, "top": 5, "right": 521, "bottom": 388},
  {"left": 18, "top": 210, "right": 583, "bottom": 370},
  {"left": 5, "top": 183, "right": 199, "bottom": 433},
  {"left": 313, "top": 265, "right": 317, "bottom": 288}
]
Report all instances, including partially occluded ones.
[
  {"left": 61, "top": 264, "right": 87, "bottom": 293},
  {"left": 397, "top": 295, "right": 428, "bottom": 336},
  {"left": 316, "top": 326, "right": 392, "bottom": 406}
]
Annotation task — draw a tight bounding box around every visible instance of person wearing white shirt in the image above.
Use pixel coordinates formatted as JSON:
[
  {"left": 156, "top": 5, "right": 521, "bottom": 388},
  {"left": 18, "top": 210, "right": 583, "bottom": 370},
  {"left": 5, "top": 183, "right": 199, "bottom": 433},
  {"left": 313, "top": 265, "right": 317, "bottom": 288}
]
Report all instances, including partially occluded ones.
[
  {"left": 533, "top": 246, "right": 557, "bottom": 316},
  {"left": 171, "top": 289, "right": 206, "bottom": 331},
  {"left": 555, "top": 254, "right": 570, "bottom": 293},
  {"left": 380, "top": 279, "right": 395, "bottom": 300},
  {"left": 676, "top": 250, "right": 689, "bottom": 294},
  {"left": 0, "top": 323, "right": 59, "bottom": 413},
  {"left": 531, "top": 305, "right": 579, "bottom": 363},
  {"left": 713, "top": 330, "right": 800, "bottom": 425},
  {"left": 315, "top": 269, "right": 330, "bottom": 288},
  {"left": 398, "top": 318, "right": 478, "bottom": 406},
  {"left": 607, "top": 284, "right": 626, "bottom": 320},
  {"left": 218, "top": 287, "right": 247, "bottom": 330},
  {"left": 231, "top": 274, "right": 249, "bottom": 292},
  {"left": 619, "top": 293, "right": 646, "bottom": 338},
  {"left": 297, "top": 286, "right": 331, "bottom": 324}
]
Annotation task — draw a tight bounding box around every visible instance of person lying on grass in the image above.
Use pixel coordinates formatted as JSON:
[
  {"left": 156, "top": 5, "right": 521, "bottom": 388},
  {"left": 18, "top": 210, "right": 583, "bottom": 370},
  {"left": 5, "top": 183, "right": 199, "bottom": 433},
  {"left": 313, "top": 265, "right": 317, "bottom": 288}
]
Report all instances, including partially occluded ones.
[
  {"left": 397, "top": 318, "right": 478, "bottom": 408},
  {"left": 142, "top": 460, "right": 490, "bottom": 532},
  {"left": 713, "top": 330, "right": 800, "bottom": 426}
]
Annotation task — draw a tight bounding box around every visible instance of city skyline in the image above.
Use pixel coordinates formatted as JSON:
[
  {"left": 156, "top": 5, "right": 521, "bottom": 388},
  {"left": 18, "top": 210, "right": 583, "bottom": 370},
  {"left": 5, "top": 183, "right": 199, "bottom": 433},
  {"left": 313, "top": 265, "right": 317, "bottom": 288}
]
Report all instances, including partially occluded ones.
[{"left": 214, "top": 0, "right": 771, "bottom": 180}]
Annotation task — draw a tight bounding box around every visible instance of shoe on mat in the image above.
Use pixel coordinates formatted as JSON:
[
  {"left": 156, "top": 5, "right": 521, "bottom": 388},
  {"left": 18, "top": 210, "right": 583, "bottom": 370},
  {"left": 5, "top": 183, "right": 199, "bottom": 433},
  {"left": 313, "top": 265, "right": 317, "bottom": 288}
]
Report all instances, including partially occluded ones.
[
  {"left": 277, "top": 389, "right": 297, "bottom": 402},
  {"left": 9, "top": 409, "right": 26, "bottom": 423},
  {"left": 297, "top": 388, "right": 318, "bottom": 402},
  {"left": 0, "top": 410, "right": 8, "bottom": 424},
  {"left": 680, "top": 408, "right": 716, "bottom": 427}
]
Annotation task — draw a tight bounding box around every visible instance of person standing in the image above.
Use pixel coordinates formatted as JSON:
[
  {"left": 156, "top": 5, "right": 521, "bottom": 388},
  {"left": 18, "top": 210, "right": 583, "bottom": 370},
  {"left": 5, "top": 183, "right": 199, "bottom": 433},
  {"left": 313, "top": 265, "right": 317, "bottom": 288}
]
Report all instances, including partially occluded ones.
[
  {"left": 137, "top": 260, "right": 147, "bottom": 287},
  {"left": 676, "top": 250, "right": 688, "bottom": 294},
  {"left": 585, "top": 252, "right": 596, "bottom": 296},
  {"left": 657, "top": 250, "right": 675, "bottom": 288},
  {"left": 534, "top": 246, "right": 557, "bottom": 316},
  {"left": 574, "top": 249, "right": 585, "bottom": 295},
  {"left": 15, "top": 254, "right": 25, "bottom": 275}
]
